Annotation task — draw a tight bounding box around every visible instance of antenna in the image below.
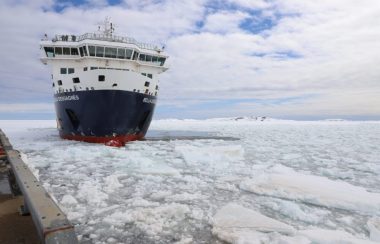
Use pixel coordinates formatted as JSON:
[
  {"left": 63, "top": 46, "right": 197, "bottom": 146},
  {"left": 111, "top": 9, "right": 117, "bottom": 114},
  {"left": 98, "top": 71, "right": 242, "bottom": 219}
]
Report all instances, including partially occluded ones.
[{"left": 97, "top": 17, "right": 115, "bottom": 36}]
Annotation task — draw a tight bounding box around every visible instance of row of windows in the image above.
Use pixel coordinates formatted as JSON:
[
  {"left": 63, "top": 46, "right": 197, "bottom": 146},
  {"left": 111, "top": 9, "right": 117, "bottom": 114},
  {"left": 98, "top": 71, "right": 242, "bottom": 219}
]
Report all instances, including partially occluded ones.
[
  {"left": 59, "top": 67, "right": 154, "bottom": 79},
  {"left": 55, "top": 87, "right": 158, "bottom": 96},
  {"left": 44, "top": 46, "right": 166, "bottom": 66},
  {"left": 87, "top": 46, "right": 134, "bottom": 60},
  {"left": 88, "top": 67, "right": 129, "bottom": 71},
  {"left": 45, "top": 47, "right": 78, "bottom": 57},
  {"left": 61, "top": 68, "right": 75, "bottom": 74},
  {"left": 55, "top": 77, "right": 158, "bottom": 88},
  {"left": 141, "top": 73, "right": 153, "bottom": 79},
  {"left": 55, "top": 75, "right": 104, "bottom": 86}
]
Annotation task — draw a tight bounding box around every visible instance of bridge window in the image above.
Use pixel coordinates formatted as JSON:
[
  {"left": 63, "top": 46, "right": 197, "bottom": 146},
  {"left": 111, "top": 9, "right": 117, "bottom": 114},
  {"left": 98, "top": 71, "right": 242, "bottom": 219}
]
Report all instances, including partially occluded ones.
[
  {"left": 126, "top": 49, "right": 133, "bottom": 59},
  {"left": 88, "top": 46, "right": 95, "bottom": 56},
  {"left": 68, "top": 68, "right": 74, "bottom": 74},
  {"left": 44, "top": 47, "right": 54, "bottom": 57},
  {"left": 133, "top": 51, "right": 139, "bottom": 60},
  {"left": 55, "top": 47, "right": 62, "bottom": 55},
  {"left": 83, "top": 67, "right": 88, "bottom": 71},
  {"left": 63, "top": 47, "right": 70, "bottom": 55},
  {"left": 90, "top": 67, "right": 97, "bottom": 70},
  {"left": 158, "top": 57, "right": 166, "bottom": 66},
  {"left": 71, "top": 48, "right": 79, "bottom": 56},
  {"left": 57, "top": 80, "right": 62, "bottom": 86},
  {"left": 105, "top": 47, "right": 117, "bottom": 58},
  {"left": 144, "top": 81, "right": 150, "bottom": 87},
  {"left": 79, "top": 47, "right": 84, "bottom": 57},
  {"left": 147, "top": 74, "right": 152, "bottom": 79},
  {"left": 98, "top": 75, "right": 105, "bottom": 82},
  {"left": 83, "top": 46, "right": 88, "bottom": 56},
  {"left": 73, "top": 77, "right": 80, "bottom": 83},
  {"left": 141, "top": 73, "right": 146, "bottom": 76},
  {"left": 146, "top": 55, "right": 152, "bottom": 62},
  {"left": 152, "top": 56, "right": 158, "bottom": 63},
  {"left": 139, "top": 54, "right": 146, "bottom": 61},
  {"left": 117, "top": 48, "right": 125, "bottom": 59},
  {"left": 60, "top": 68, "right": 67, "bottom": 74},
  {"left": 96, "top": 46, "right": 104, "bottom": 57}
]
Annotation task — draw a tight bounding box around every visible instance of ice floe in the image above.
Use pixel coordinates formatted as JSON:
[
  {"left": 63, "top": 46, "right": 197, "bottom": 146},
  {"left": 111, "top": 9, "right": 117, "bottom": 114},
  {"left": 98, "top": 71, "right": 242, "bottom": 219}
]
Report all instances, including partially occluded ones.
[
  {"left": 367, "top": 217, "right": 380, "bottom": 241},
  {"left": 240, "top": 165, "right": 380, "bottom": 214},
  {"left": 298, "top": 228, "right": 378, "bottom": 244},
  {"left": 212, "top": 203, "right": 296, "bottom": 243}
]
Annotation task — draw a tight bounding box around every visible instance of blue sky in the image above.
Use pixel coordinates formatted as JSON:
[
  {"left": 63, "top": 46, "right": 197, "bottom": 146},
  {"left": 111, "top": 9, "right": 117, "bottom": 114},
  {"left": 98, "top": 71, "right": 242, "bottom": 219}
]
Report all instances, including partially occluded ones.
[{"left": 0, "top": 0, "right": 380, "bottom": 120}]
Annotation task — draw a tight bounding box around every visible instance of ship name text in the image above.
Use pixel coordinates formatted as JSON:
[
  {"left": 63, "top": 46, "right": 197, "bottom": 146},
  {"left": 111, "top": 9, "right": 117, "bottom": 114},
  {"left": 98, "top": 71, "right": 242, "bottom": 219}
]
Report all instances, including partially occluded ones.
[
  {"left": 143, "top": 98, "right": 157, "bottom": 104},
  {"left": 55, "top": 95, "right": 80, "bottom": 102}
]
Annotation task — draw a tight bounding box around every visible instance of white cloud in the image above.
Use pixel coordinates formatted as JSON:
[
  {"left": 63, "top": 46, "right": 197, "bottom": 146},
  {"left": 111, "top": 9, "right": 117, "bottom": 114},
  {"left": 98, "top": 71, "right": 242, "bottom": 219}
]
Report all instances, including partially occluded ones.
[
  {"left": 227, "top": 0, "right": 271, "bottom": 10},
  {"left": 202, "top": 11, "right": 249, "bottom": 34}
]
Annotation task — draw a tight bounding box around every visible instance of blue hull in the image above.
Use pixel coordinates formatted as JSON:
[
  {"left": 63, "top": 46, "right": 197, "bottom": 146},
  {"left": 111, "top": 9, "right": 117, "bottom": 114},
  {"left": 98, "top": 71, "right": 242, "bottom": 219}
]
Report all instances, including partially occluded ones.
[{"left": 54, "top": 90, "right": 156, "bottom": 144}]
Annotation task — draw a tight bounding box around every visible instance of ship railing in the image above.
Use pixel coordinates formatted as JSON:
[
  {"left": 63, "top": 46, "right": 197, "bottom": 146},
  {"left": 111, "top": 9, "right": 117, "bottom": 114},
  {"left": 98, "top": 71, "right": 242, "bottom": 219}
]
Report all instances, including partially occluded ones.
[{"left": 52, "top": 33, "right": 162, "bottom": 51}]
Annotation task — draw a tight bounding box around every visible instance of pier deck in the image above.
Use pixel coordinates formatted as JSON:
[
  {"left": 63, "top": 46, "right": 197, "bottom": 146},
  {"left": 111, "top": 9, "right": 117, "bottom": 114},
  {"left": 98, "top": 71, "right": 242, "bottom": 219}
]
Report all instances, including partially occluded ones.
[{"left": 0, "top": 129, "right": 78, "bottom": 244}]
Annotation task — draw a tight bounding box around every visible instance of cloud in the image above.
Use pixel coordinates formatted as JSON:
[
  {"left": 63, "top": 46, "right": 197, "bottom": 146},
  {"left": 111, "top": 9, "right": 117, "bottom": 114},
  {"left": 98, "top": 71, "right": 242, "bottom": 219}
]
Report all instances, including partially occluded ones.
[
  {"left": 0, "top": 0, "right": 379, "bottom": 119},
  {"left": 202, "top": 11, "right": 250, "bottom": 34}
]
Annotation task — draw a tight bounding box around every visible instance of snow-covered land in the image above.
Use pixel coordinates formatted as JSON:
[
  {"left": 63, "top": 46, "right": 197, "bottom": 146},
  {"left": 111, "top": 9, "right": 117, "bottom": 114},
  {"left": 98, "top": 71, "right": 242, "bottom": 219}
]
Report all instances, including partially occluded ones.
[{"left": 1, "top": 118, "right": 380, "bottom": 243}]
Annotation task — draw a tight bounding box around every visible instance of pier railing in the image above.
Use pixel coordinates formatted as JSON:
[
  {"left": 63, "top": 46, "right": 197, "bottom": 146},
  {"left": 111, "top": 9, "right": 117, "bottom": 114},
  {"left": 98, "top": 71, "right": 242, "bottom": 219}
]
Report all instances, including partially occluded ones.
[{"left": 0, "top": 129, "right": 78, "bottom": 244}]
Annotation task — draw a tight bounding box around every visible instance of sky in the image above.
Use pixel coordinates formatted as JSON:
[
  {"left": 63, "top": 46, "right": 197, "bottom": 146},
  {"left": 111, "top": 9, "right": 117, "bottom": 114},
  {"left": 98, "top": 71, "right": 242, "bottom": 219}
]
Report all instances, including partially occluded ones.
[{"left": 0, "top": 0, "right": 379, "bottom": 120}]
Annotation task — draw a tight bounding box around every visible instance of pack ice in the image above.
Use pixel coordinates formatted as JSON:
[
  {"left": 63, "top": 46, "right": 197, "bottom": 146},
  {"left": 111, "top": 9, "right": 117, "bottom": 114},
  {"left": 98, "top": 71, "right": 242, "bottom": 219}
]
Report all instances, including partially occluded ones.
[{"left": 0, "top": 118, "right": 379, "bottom": 243}]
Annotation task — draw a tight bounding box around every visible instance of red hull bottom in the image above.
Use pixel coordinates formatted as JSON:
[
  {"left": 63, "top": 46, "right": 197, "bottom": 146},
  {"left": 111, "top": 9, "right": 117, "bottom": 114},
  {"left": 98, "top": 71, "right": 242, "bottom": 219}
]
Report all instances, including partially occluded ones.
[{"left": 61, "top": 134, "right": 144, "bottom": 147}]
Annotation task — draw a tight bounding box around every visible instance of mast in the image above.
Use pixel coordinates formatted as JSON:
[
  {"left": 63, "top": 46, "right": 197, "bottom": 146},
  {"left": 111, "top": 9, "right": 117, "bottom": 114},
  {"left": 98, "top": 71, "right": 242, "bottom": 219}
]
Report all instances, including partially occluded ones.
[{"left": 97, "top": 17, "right": 115, "bottom": 37}]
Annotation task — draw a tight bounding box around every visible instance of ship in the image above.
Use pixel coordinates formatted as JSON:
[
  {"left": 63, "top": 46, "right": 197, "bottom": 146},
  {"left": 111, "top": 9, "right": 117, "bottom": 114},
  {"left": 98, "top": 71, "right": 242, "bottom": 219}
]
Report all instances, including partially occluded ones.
[{"left": 40, "top": 19, "right": 168, "bottom": 146}]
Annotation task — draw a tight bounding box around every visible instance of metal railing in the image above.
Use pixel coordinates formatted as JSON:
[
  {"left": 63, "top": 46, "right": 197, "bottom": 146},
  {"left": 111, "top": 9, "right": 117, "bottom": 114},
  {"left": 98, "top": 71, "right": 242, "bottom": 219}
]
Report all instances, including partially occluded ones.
[
  {"left": 0, "top": 129, "right": 78, "bottom": 244},
  {"left": 52, "top": 32, "right": 162, "bottom": 51}
]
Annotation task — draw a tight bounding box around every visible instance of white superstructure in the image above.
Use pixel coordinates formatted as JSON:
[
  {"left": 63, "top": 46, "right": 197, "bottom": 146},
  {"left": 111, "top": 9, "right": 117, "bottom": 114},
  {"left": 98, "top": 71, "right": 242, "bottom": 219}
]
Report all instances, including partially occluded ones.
[{"left": 40, "top": 18, "right": 169, "bottom": 97}]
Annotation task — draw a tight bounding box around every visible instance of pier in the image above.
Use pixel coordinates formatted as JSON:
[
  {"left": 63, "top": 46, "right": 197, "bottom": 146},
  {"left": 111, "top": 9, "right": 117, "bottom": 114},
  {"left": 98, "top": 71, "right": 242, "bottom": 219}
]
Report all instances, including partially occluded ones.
[{"left": 0, "top": 129, "right": 78, "bottom": 244}]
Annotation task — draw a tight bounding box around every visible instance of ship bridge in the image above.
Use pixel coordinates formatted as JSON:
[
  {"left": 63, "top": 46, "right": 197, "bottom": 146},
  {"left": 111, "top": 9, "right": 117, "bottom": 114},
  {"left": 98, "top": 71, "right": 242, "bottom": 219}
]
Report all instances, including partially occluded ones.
[{"left": 40, "top": 19, "right": 168, "bottom": 71}]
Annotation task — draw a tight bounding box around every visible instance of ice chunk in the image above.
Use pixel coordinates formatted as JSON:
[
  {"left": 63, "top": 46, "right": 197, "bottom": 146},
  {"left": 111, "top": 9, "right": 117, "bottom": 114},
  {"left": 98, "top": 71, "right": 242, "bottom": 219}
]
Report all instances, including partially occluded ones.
[
  {"left": 175, "top": 144, "right": 244, "bottom": 165},
  {"left": 262, "top": 199, "right": 327, "bottom": 224},
  {"left": 212, "top": 203, "right": 296, "bottom": 243},
  {"left": 103, "top": 211, "right": 134, "bottom": 227},
  {"left": 61, "top": 194, "right": 78, "bottom": 205},
  {"left": 128, "top": 197, "right": 159, "bottom": 207},
  {"left": 240, "top": 165, "right": 380, "bottom": 214},
  {"left": 367, "top": 217, "right": 380, "bottom": 241},
  {"left": 298, "top": 228, "right": 377, "bottom": 244},
  {"left": 174, "top": 237, "right": 193, "bottom": 244},
  {"left": 150, "top": 190, "right": 172, "bottom": 200},
  {"left": 165, "top": 192, "right": 204, "bottom": 202},
  {"left": 77, "top": 180, "right": 108, "bottom": 206},
  {"left": 103, "top": 175, "right": 123, "bottom": 193}
]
